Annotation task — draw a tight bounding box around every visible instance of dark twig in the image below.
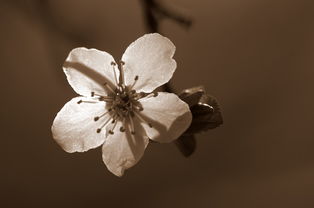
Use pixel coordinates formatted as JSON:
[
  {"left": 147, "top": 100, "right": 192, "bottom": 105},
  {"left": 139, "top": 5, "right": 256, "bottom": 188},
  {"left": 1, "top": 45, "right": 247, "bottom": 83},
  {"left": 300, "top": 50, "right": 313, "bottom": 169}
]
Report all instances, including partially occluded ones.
[{"left": 140, "top": 0, "right": 192, "bottom": 33}]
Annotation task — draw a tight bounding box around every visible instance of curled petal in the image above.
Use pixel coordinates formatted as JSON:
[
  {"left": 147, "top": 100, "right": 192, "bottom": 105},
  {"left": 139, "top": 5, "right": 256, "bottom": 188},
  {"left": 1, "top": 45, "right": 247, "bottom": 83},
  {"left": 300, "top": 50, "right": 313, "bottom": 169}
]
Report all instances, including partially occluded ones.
[
  {"left": 122, "top": 33, "right": 176, "bottom": 93},
  {"left": 63, "top": 47, "right": 119, "bottom": 96},
  {"left": 138, "top": 92, "right": 192, "bottom": 143},
  {"left": 102, "top": 119, "right": 149, "bottom": 177},
  {"left": 52, "top": 97, "right": 107, "bottom": 153}
]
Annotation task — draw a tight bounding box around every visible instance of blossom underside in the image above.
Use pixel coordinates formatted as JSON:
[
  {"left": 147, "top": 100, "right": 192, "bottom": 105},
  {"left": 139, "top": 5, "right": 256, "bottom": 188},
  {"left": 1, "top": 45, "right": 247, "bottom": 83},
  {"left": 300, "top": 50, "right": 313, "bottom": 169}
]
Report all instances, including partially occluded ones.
[{"left": 52, "top": 33, "right": 192, "bottom": 176}]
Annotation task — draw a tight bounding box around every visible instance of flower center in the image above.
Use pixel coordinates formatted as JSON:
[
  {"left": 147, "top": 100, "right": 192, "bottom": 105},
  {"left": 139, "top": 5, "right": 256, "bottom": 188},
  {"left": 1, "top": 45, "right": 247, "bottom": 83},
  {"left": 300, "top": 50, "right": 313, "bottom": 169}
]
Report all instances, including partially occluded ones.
[
  {"left": 112, "top": 90, "right": 139, "bottom": 118},
  {"left": 77, "top": 60, "right": 154, "bottom": 135}
]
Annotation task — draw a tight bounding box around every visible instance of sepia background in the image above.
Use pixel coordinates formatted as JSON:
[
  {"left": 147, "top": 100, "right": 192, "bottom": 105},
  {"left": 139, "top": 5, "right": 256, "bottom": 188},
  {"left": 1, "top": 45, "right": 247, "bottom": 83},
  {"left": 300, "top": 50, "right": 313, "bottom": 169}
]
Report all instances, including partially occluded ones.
[{"left": 1, "top": 0, "right": 314, "bottom": 207}]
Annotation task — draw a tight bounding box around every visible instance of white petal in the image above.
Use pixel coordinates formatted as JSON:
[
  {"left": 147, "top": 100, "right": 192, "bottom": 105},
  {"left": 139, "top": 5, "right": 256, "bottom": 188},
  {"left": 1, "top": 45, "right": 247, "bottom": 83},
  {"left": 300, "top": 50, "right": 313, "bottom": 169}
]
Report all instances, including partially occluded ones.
[
  {"left": 102, "top": 119, "right": 149, "bottom": 177},
  {"left": 138, "top": 92, "right": 192, "bottom": 143},
  {"left": 121, "top": 33, "right": 176, "bottom": 93},
  {"left": 52, "top": 97, "right": 109, "bottom": 153},
  {"left": 63, "top": 47, "right": 120, "bottom": 96}
]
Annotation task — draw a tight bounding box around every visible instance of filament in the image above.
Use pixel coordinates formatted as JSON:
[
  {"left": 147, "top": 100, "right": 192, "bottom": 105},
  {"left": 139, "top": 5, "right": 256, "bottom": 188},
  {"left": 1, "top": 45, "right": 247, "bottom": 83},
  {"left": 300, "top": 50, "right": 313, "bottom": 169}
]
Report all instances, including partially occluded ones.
[
  {"left": 111, "top": 61, "right": 119, "bottom": 87},
  {"left": 94, "top": 109, "right": 111, "bottom": 121},
  {"left": 96, "top": 116, "right": 113, "bottom": 133},
  {"left": 118, "top": 60, "right": 126, "bottom": 89}
]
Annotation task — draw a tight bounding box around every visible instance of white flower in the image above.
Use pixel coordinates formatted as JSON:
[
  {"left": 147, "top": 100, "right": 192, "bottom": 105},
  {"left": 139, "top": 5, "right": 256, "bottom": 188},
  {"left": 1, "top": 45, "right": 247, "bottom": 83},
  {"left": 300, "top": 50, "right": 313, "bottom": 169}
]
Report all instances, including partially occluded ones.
[{"left": 51, "top": 33, "right": 192, "bottom": 176}]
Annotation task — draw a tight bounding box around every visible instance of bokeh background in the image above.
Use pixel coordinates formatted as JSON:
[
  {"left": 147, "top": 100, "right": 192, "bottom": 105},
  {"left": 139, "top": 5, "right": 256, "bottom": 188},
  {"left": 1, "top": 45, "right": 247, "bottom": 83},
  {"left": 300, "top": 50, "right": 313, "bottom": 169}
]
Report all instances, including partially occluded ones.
[{"left": 1, "top": 0, "right": 314, "bottom": 207}]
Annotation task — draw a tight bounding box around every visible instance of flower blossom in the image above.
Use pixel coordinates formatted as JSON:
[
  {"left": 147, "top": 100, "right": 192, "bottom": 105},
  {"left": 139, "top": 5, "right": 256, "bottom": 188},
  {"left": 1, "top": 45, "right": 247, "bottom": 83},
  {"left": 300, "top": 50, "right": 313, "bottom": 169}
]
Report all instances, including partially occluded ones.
[{"left": 51, "top": 33, "right": 192, "bottom": 176}]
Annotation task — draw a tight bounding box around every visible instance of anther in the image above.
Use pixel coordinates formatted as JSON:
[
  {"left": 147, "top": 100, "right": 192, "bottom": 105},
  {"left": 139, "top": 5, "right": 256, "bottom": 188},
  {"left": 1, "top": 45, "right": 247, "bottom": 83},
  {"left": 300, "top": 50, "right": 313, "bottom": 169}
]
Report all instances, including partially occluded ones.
[
  {"left": 120, "top": 126, "right": 125, "bottom": 132},
  {"left": 148, "top": 123, "right": 153, "bottom": 128},
  {"left": 77, "top": 100, "right": 82, "bottom": 104},
  {"left": 109, "top": 119, "right": 118, "bottom": 135},
  {"left": 91, "top": 92, "right": 95, "bottom": 97},
  {"left": 96, "top": 128, "right": 101, "bottom": 133},
  {"left": 130, "top": 76, "right": 139, "bottom": 90},
  {"left": 94, "top": 110, "right": 110, "bottom": 122},
  {"left": 120, "top": 60, "right": 125, "bottom": 65},
  {"left": 111, "top": 61, "right": 116, "bottom": 66}
]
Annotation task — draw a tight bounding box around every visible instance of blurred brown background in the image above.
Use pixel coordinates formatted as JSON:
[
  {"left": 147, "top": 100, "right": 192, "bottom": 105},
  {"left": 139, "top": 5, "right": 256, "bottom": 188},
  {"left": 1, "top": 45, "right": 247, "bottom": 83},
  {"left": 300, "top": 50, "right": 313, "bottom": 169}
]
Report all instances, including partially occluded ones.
[{"left": 1, "top": 0, "right": 314, "bottom": 207}]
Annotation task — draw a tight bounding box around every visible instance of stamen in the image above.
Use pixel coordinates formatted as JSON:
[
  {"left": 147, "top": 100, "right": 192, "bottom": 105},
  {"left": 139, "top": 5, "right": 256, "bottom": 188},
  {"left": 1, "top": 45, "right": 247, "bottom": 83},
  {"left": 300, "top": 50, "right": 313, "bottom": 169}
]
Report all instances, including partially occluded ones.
[
  {"left": 91, "top": 91, "right": 113, "bottom": 101},
  {"left": 94, "top": 110, "right": 111, "bottom": 121},
  {"left": 118, "top": 60, "right": 126, "bottom": 88},
  {"left": 111, "top": 61, "right": 119, "bottom": 87},
  {"left": 77, "top": 100, "right": 98, "bottom": 104},
  {"left": 133, "top": 111, "right": 153, "bottom": 128},
  {"left": 133, "top": 92, "right": 146, "bottom": 100},
  {"left": 144, "top": 92, "right": 158, "bottom": 99},
  {"left": 109, "top": 119, "right": 118, "bottom": 135},
  {"left": 96, "top": 116, "right": 113, "bottom": 133},
  {"left": 130, "top": 75, "right": 139, "bottom": 90},
  {"left": 128, "top": 114, "right": 136, "bottom": 135},
  {"left": 98, "top": 96, "right": 114, "bottom": 103},
  {"left": 119, "top": 118, "right": 126, "bottom": 132},
  {"left": 120, "top": 126, "right": 125, "bottom": 132}
]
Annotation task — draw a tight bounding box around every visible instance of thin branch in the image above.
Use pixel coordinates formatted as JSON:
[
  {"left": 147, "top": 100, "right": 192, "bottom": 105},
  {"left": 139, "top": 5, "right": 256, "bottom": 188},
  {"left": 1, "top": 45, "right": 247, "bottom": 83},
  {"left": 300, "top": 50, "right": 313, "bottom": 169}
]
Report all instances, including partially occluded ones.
[{"left": 140, "top": 0, "right": 192, "bottom": 33}]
